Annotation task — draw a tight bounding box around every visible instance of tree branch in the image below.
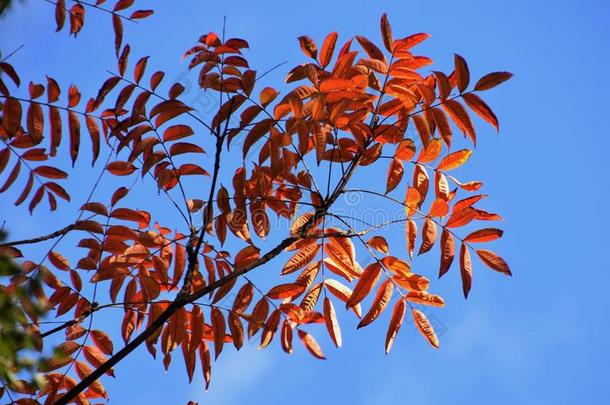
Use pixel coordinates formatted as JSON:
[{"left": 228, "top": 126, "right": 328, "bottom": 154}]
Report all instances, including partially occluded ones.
[{"left": 0, "top": 221, "right": 85, "bottom": 247}]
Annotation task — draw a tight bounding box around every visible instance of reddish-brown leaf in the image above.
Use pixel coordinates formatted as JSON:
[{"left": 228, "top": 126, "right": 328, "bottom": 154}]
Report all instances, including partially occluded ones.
[
  {"left": 91, "top": 330, "right": 114, "bottom": 355},
  {"left": 463, "top": 93, "right": 499, "bottom": 131},
  {"left": 454, "top": 54, "right": 470, "bottom": 93},
  {"left": 211, "top": 307, "right": 225, "bottom": 359},
  {"left": 439, "top": 228, "right": 455, "bottom": 278},
  {"left": 385, "top": 298, "right": 406, "bottom": 354},
  {"left": 476, "top": 249, "right": 511, "bottom": 275},
  {"left": 107, "top": 161, "right": 136, "bottom": 176},
  {"left": 474, "top": 72, "right": 513, "bottom": 91},
  {"left": 356, "top": 35, "right": 386, "bottom": 63},
  {"left": 443, "top": 99, "right": 476, "bottom": 145},
  {"left": 163, "top": 124, "right": 194, "bottom": 142},
  {"left": 460, "top": 242, "right": 472, "bottom": 298},
  {"left": 298, "top": 36, "right": 317, "bottom": 59},
  {"left": 380, "top": 14, "right": 393, "bottom": 52}
]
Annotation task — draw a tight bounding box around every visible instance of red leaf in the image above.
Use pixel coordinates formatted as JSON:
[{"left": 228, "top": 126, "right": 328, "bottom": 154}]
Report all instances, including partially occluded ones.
[{"left": 474, "top": 72, "right": 513, "bottom": 91}]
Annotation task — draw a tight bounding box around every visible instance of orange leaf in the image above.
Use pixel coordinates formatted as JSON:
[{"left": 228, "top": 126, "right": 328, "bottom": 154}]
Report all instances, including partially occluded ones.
[
  {"left": 346, "top": 263, "right": 382, "bottom": 308},
  {"left": 382, "top": 256, "right": 410, "bottom": 277},
  {"left": 259, "top": 87, "right": 278, "bottom": 106},
  {"left": 385, "top": 299, "right": 406, "bottom": 354},
  {"left": 428, "top": 198, "right": 449, "bottom": 218},
  {"left": 405, "top": 187, "right": 421, "bottom": 218},
  {"left": 395, "top": 139, "right": 415, "bottom": 161},
  {"left": 319, "top": 32, "right": 338, "bottom": 68},
  {"left": 358, "top": 279, "right": 393, "bottom": 328},
  {"left": 412, "top": 308, "right": 439, "bottom": 348},
  {"left": 319, "top": 78, "right": 354, "bottom": 93},
  {"left": 465, "top": 228, "right": 504, "bottom": 243},
  {"left": 367, "top": 236, "right": 389, "bottom": 254},
  {"left": 280, "top": 320, "right": 293, "bottom": 354},
  {"left": 446, "top": 207, "right": 476, "bottom": 228},
  {"left": 437, "top": 149, "right": 472, "bottom": 171},
  {"left": 282, "top": 243, "right": 320, "bottom": 274},
  {"left": 405, "top": 291, "right": 445, "bottom": 307},
  {"left": 406, "top": 220, "right": 417, "bottom": 260},
  {"left": 297, "top": 330, "right": 326, "bottom": 359},
  {"left": 393, "top": 33, "right": 430, "bottom": 51},
  {"left": 476, "top": 249, "right": 511, "bottom": 275},
  {"left": 323, "top": 297, "right": 342, "bottom": 348},
  {"left": 267, "top": 283, "right": 306, "bottom": 300},
  {"left": 48, "top": 251, "right": 70, "bottom": 270},
  {"left": 416, "top": 138, "right": 442, "bottom": 163},
  {"left": 234, "top": 246, "right": 260, "bottom": 268},
  {"left": 380, "top": 14, "right": 393, "bottom": 52},
  {"left": 356, "top": 35, "right": 386, "bottom": 63},
  {"left": 418, "top": 217, "right": 437, "bottom": 255},
  {"left": 324, "top": 279, "right": 362, "bottom": 318},
  {"left": 385, "top": 158, "right": 404, "bottom": 193},
  {"left": 91, "top": 330, "right": 114, "bottom": 355}
]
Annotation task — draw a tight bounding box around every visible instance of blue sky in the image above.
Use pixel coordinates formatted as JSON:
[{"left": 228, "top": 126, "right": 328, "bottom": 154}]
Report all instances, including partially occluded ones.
[{"left": 1, "top": 0, "right": 609, "bottom": 404}]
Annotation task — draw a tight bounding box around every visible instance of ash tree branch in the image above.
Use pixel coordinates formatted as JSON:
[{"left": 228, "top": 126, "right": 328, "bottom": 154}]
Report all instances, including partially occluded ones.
[
  {"left": 55, "top": 128, "right": 371, "bottom": 405},
  {"left": 0, "top": 220, "right": 85, "bottom": 247}
]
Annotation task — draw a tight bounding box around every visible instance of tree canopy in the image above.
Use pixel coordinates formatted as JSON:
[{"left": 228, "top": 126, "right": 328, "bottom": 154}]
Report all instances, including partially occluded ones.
[{"left": 0, "top": 4, "right": 511, "bottom": 404}]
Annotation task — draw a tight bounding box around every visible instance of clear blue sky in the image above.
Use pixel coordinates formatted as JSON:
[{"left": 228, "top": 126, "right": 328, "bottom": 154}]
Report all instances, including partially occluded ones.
[{"left": 1, "top": 0, "right": 609, "bottom": 404}]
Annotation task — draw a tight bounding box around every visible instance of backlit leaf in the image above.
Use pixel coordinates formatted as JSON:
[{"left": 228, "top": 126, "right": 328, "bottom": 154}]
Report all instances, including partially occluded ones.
[
  {"left": 476, "top": 249, "right": 511, "bottom": 275},
  {"left": 412, "top": 308, "right": 439, "bottom": 348}
]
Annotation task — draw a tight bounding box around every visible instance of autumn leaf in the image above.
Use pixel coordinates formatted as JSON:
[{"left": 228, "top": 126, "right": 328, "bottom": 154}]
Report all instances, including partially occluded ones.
[
  {"left": 474, "top": 72, "right": 513, "bottom": 91},
  {"left": 437, "top": 149, "right": 472, "bottom": 171},
  {"left": 476, "top": 249, "right": 512, "bottom": 275},
  {"left": 386, "top": 158, "right": 404, "bottom": 193},
  {"left": 297, "top": 330, "right": 326, "bottom": 359},
  {"left": 367, "top": 236, "right": 389, "bottom": 254},
  {"left": 298, "top": 36, "right": 318, "bottom": 59},
  {"left": 323, "top": 297, "right": 342, "bottom": 348},
  {"left": 464, "top": 228, "right": 504, "bottom": 243},
  {"left": 454, "top": 54, "right": 470, "bottom": 93},
  {"left": 346, "top": 263, "right": 382, "bottom": 308},
  {"left": 385, "top": 299, "right": 406, "bottom": 354},
  {"left": 107, "top": 161, "right": 137, "bottom": 176},
  {"left": 358, "top": 280, "right": 393, "bottom": 328},
  {"left": 460, "top": 243, "right": 473, "bottom": 298},
  {"left": 463, "top": 93, "right": 499, "bottom": 131},
  {"left": 412, "top": 309, "right": 439, "bottom": 348}
]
